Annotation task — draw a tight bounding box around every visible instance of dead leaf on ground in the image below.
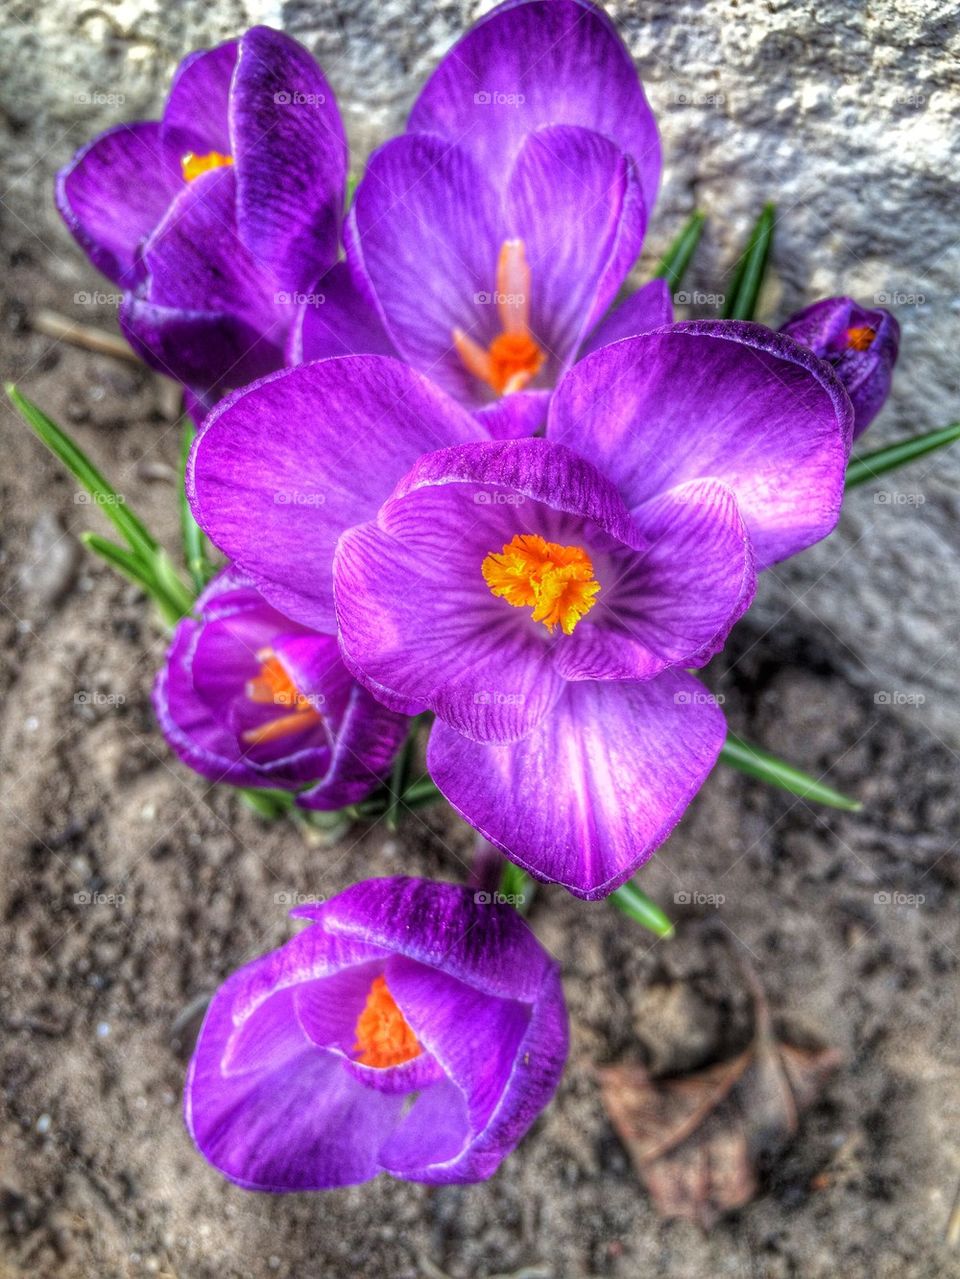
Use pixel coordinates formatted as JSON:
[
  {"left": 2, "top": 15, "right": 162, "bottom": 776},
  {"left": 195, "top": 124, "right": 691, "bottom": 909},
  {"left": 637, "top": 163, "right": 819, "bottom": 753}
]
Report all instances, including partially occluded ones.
[{"left": 598, "top": 967, "right": 841, "bottom": 1229}]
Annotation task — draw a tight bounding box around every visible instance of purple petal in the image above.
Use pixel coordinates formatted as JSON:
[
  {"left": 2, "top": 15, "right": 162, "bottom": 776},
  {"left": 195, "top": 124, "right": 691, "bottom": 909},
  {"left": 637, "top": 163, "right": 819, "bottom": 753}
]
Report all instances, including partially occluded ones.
[
  {"left": 297, "top": 679, "right": 409, "bottom": 810},
  {"left": 474, "top": 388, "right": 550, "bottom": 439},
  {"left": 160, "top": 42, "right": 237, "bottom": 157},
  {"left": 56, "top": 123, "right": 182, "bottom": 287},
  {"left": 554, "top": 478, "right": 756, "bottom": 681},
  {"left": 428, "top": 671, "right": 726, "bottom": 899},
  {"left": 333, "top": 437, "right": 636, "bottom": 740},
  {"left": 188, "top": 356, "right": 488, "bottom": 631},
  {"left": 230, "top": 26, "right": 346, "bottom": 291},
  {"left": 579, "top": 277, "right": 673, "bottom": 357},
  {"left": 286, "top": 260, "right": 397, "bottom": 365},
  {"left": 548, "top": 321, "right": 854, "bottom": 568},
  {"left": 295, "top": 877, "right": 556, "bottom": 1003},
  {"left": 409, "top": 0, "right": 660, "bottom": 211},
  {"left": 346, "top": 135, "right": 500, "bottom": 404},
  {"left": 506, "top": 125, "right": 646, "bottom": 364},
  {"left": 185, "top": 926, "right": 403, "bottom": 1191}
]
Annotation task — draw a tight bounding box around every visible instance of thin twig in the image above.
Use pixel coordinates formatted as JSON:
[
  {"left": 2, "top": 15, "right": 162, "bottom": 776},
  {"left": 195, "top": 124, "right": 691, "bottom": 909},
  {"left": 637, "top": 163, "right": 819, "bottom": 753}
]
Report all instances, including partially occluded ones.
[{"left": 31, "top": 309, "right": 138, "bottom": 362}]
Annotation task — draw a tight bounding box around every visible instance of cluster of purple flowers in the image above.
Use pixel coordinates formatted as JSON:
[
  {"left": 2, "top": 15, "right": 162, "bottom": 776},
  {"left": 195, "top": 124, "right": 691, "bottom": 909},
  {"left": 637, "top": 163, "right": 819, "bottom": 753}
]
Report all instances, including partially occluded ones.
[{"left": 59, "top": 0, "right": 899, "bottom": 1190}]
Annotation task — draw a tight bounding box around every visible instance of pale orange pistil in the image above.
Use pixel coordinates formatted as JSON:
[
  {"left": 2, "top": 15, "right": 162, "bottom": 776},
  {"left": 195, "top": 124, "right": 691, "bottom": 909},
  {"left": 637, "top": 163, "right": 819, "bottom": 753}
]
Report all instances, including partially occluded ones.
[
  {"left": 241, "top": 649, "right": 322, "bottom": 747},
  {"left": 845, "top": 324, "right": 876, "bottom": 352},
  {"left": 482, "top": 533, "right": 600, "bottom": 636},
  {"left": 453, "top": 239, "right": 545, "bottom": 396},
  {"left": 181, "top": 150, "right": 234, "bottom": 183},
  {"left": 353, "top": 975, "right": 422, "bottom": 1069}
]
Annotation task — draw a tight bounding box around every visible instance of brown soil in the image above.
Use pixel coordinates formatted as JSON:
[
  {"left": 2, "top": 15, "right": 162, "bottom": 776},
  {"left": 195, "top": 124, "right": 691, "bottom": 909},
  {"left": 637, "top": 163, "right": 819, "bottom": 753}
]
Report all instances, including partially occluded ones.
[{"left": 2, "top": 208, "right": 959, "bottom": 1279}]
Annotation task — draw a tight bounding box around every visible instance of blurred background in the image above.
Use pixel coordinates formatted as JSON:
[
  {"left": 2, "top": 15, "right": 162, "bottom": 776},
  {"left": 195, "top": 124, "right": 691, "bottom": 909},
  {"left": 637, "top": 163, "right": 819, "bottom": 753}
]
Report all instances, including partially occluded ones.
[{"left": 1, "top": 2, "right": 958, "bottom": 1276}]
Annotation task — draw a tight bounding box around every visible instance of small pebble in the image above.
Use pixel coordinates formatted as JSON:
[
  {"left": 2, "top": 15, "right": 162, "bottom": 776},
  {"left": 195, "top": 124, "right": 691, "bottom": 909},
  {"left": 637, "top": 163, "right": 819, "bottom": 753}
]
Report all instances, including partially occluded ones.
[{"left": 36, "top": 1114, "right": 51, "bottom": 1134}]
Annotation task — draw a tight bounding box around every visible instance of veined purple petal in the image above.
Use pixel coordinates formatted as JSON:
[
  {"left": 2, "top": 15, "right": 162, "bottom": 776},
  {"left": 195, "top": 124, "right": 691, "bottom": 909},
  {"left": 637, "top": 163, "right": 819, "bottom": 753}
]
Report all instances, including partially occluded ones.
[
  {"left": 286, "top": 260, "right": 397, "bottom": 365},
  {"left": 230, "top": 26, "right": 346, "bottom": 292},
  {"left": 333, "top": 438, "right": 637, "bottom": 741},
  {"left": 346, "top": 134, "right": 500, "bottom": 404},
  {"left": 153, "top": 567, "right": 406, "bottom": 801},
  {"left": 188, "top": 356, "right": 488, "bottom": 631},
  {"left": 160, "top": 41, "right": 237, "bottom": 157},
  {"left": 548, "top": 321, "right": 854, "bottom": 569},
  {"left": 579, "top": 276, "right": 673, "bottom": 357},
  {"left": 505, "top": 125, "right": 647, "bottom": 367},
  {"left": 555, "top": 478, "right": 756, "bottom": 681},
  {"left": 474, "top": 388, "right": 550, "bottom": 439},
  {"left": 187, "top": 879, "right": 567, "bottom": 1188},
  {"left": 408, "top": 0, "right": 660, "bottom": 212},
  {"left": 55, "top": 122, "right": 182, "bottom": 287},
  {"left": 428, "top": 671, "right": 726, "bottom": 899}
]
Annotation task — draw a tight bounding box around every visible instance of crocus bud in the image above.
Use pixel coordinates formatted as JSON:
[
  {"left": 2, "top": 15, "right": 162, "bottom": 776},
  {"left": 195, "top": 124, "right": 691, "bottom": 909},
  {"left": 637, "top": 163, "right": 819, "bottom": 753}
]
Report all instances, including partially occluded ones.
[
  {"left": 779, "top": 296, "right": 899, "bottom": 438},
  {"left": 152, "top": 567, "right": 407, "bottom": 809},
  {"left": 185, "top": 877, "right": 568, "bottom": 1188},
  {"left": 56, "top": 27, "right": 358, "bottom": 396}
]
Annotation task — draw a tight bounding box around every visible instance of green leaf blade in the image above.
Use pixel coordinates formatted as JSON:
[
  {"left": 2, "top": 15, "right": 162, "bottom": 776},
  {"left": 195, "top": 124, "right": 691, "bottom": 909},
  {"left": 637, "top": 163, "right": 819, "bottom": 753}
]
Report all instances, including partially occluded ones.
[
  {"left": 652, "top": 210, "right": 706, "bottom": 293},
  {"left": 845, "top": 422, "right": 960, "bottom": 488},
  {"left": 722, "top": 203, "right": 775, "bottom": 321},
  {"left": 610, "top": 882, "right": 675, "bottom": 938},
  {"left": 720, "top": 732, "right": 861, "bottom": 811}
]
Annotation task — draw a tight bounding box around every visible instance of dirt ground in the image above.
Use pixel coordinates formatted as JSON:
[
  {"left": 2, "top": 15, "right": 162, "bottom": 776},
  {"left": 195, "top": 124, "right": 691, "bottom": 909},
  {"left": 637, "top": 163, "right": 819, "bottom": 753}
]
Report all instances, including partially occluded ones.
[{"left": 2, "top": 210, "right": 960, "bottom": 1278}]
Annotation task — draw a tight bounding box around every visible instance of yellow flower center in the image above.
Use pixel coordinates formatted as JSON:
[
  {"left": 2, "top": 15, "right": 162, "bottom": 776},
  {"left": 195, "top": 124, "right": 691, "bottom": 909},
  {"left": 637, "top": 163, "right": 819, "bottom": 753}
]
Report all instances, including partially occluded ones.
[
  {"left": 845, "top": 324, "right": 876, "bottom": 352},
  {"left": 482, "top": 533, "right": 600, "bottom": 635},
  {"left": 241, "top": 648, "right": 323, "bottom": 746},
  {"left": 353, "top": 975, "right": 422, "bottom": 1069},
  {"left": 181, "top": 150, "right": 234, "bottom": 183},
  {"left": 453, "top": 239, "right": 545, "bottom": 396}
]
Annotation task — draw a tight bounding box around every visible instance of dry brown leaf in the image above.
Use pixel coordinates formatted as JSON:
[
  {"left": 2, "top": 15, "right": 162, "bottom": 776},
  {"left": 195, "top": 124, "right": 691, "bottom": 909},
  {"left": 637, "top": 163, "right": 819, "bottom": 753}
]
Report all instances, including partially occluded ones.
[{"left": 599, "top": 972, "right": 841, "bottom": 1229}]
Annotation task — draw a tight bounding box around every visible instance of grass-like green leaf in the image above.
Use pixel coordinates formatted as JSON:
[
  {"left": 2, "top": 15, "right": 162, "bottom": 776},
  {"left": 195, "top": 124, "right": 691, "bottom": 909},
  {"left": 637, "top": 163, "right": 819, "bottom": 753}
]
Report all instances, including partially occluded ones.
[
  {"left": 610, "top": 881, "right": 675, "bottom": 938},
  {"left": 720, "top": 732, "right": 861, "bottom": 811},
  {"left": 651, "top": 210, "right": 706, "bottom": 293},
  {"left": 845, "top": 422, "right": 960, "bottom": 488},
  {"left": 722, "top": 202, "right": 775, "bottom": 321},
  {"left": 8, "top": 383, "right": 158, "bottom": 561},
  {"left": 81, "top": 533, "right": 186, "bottom": 627}
]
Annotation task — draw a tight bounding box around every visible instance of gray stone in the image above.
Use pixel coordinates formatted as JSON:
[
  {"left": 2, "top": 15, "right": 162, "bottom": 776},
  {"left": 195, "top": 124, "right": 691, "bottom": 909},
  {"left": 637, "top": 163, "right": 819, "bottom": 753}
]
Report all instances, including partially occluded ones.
[{"left": 3, "top": 0, "right": 958, "bottom": 735}]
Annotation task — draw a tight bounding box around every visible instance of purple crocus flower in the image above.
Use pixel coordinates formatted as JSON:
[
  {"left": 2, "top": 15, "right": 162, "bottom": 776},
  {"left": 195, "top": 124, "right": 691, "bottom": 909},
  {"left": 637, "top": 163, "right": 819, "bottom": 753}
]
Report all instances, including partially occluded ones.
[
  {"left": 185, "top": 876, "right": 568, "bottom": 1188},
  {"left": 153, "top": 567, "right": 407, "bottom": 808},
  {"left": 56, "top": 27, "right": 351, "bottom": 396},
  {"left": 779, "top": 296, "right": 900, "bottom": 438},
  {"left": 189, "top": 323, "right": 853, "bottom": 897},
  {"left": 332, "top": 0, "right": 664, "bottom": 438}
]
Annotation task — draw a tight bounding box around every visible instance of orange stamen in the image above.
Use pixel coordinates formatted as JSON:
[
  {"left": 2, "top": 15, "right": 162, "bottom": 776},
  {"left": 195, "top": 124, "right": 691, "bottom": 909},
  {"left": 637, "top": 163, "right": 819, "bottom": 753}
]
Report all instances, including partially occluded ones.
[
  {"left": 845, "top": 324, "right": 876, "bottom": 352},
  {"left": 353, "top": 975, "right": 422, "bottom": 1069},
  {"left": 453, "top": 239, "right": 545, "bottom": 396},
  {"left": 241, "top": 649, "right": 322, "bottom": 746},
  {"left": 482, "top": 533, "right": 600, "bottom": 635},
  {"left": 181, "top": 150, "right": 234, "bottom": 183}
]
